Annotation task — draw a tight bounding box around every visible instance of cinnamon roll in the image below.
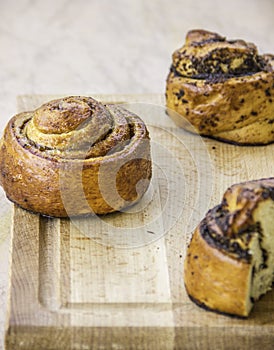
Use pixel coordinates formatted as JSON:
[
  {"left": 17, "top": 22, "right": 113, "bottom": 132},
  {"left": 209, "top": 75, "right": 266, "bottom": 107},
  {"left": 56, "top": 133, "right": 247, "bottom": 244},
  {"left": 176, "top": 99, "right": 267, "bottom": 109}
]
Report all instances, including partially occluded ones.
[
  {"left": 184, "top": 178, "right": 274, "bottom": 317},
  {"left": 166, "top": 30, "right": 274, "bottom": 145},
  {"left": 0, "top": 96, "right": 152, "bottom": 217}
]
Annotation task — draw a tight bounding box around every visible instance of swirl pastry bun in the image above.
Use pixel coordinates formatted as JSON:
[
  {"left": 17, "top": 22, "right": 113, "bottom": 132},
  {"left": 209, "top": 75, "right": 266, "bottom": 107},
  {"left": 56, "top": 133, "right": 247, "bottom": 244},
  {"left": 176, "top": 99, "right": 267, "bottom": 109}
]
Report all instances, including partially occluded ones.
[
  {"left": 166, "top": 29, "right": 274, "bottom": 145},
  {"left": 184, "top": 178, "right": 274, "bottom": 317},
  {"left": 0, "top": 96, "right": 152, "bottom": 217}
]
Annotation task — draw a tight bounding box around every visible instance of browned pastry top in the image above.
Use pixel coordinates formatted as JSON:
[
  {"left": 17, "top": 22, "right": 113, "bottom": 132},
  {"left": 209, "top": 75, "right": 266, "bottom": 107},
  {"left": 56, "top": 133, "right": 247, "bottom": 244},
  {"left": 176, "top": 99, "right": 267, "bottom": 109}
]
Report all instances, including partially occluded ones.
[
  {"left": 14, "top": 96, "right": 140, "bottom": 160},
  {"left": 171, "top": 29, "right": 273, "bottom": 81},
  {"left": 33, "top": 97, "right": 94, "bottom": 133},
  {"left": 0, "top": 96, "right": 152, "bottom": 217},
  {"left": 200, "top": 178, "right": 274, "bottom": 261},
  {"left": 166, "top": 29, "right": 274, "bottom": 145}
]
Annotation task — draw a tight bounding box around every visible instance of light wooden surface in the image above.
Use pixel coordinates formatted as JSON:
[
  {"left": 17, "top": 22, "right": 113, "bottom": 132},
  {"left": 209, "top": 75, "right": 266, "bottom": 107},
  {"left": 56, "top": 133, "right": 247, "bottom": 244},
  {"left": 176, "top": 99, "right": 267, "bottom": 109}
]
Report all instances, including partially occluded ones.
[{"left": 4, "top": 94, "right": 274, "bottom": 349}]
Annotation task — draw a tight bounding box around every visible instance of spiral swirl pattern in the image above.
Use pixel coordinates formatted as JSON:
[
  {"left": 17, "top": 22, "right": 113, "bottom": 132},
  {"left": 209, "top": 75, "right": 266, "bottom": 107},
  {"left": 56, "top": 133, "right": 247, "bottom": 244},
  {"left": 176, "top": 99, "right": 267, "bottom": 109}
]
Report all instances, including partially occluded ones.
[
  {"left": 0, "top": 96, "right": 152, "bottom": 217},
  {"left": 166, "top": 30, "right": 274, "bottom": 145}
]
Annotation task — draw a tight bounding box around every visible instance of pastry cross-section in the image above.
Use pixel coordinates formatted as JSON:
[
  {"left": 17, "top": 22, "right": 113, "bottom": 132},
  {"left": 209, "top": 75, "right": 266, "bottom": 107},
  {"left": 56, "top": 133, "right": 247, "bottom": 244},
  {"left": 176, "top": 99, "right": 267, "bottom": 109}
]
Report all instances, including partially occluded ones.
[{"left": 184, "top": 178, "right": 274, "bottom": 317}]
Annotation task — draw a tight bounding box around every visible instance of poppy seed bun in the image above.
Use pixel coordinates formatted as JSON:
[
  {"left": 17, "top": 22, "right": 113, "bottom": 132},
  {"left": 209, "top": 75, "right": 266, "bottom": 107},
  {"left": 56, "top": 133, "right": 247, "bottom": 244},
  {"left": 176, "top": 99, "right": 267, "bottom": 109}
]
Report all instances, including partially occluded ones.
[
  {"left": 184, "top": 178, "right": 274, "bottom": 317},
  {"left": 166, "top": 30, "right": 274, "bottom": 145}
]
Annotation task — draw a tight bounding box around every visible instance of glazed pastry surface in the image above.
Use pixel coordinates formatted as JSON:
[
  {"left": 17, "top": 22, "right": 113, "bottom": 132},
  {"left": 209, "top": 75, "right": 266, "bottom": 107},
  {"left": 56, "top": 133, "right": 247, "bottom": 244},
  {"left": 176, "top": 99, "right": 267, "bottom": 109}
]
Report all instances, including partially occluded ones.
[
  {"left": 0, "top": 96, "right": 152, "bottom": 217},
  {"left": 166, "top": 30, "right": 274, "bottom": 145},
  {"left": 184, "top": 178, "right": 274, "bottom": 317}
]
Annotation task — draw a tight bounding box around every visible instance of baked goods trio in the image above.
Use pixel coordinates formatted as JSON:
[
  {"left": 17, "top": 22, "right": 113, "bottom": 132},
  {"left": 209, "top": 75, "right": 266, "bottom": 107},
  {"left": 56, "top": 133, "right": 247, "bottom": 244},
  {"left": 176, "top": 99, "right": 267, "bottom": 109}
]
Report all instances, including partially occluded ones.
[
  {"left": 0, "top": 96, "right": 152, "bottom": 217},
  {"left": 166, "top": 29, "right": 274, "bottom": 145},
  {"left": 184, "top": 178, "right": 274, "bottom": 317},
  {"left": 0, "top": 30, "right": 273, "bottom": 319}
]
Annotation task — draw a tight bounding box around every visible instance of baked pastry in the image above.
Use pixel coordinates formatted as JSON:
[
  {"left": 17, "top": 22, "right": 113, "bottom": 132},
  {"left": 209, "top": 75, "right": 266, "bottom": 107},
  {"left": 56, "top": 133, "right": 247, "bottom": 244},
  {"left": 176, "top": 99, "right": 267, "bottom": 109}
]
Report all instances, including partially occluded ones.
[
  {"left": 0, "top": 96, "right": 152, "bottom": 217},
  {"left": 166, "top": 29, "right": 274, "bottom": 145},
  {"left": 184, "top": 178, "right": 274, "bottom": 317}
]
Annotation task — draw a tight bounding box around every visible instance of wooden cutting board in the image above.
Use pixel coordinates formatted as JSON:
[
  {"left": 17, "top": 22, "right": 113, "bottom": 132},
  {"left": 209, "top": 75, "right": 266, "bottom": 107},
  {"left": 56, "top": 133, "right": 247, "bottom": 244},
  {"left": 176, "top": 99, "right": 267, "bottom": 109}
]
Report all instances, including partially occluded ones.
[{"left": 5, "top": 94, "right": 274, "bottom": 349}]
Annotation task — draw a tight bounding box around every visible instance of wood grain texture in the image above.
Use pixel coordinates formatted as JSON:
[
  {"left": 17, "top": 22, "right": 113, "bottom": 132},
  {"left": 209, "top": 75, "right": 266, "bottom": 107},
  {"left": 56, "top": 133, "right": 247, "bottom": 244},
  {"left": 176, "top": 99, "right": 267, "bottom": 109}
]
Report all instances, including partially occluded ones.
[{"left": 5, "top": 94, "right": 274, "bottom": 349}]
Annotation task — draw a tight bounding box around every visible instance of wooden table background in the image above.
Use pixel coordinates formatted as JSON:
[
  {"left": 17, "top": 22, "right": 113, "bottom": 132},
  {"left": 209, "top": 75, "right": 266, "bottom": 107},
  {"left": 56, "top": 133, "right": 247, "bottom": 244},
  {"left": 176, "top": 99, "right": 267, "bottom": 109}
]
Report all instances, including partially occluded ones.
[
  {"left": 1, "top": 1, "right": 274, "bottom": 349},
  {"left": 3, "top": 94, "right": 274, "bottom": 349}
]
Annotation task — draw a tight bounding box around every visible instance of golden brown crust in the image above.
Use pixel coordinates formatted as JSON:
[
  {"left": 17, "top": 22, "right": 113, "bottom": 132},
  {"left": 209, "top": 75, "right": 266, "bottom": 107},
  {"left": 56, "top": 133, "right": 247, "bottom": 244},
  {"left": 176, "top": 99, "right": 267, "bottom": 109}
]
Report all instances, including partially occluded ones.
[
  {"left": 0, "top": 96, "right": 152, "bottom": 217},
  {"left": 166, "top": 29, "right": 274, "bottom": 145},
  {"left": 184, "top": 227, "right": 252, "bottom": 317},
  {"left": 205, "top": 179, "right": 274, "bottom": 243},
  {"left": 184, "top": 178, "right": 274, "bottom": 317}
]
